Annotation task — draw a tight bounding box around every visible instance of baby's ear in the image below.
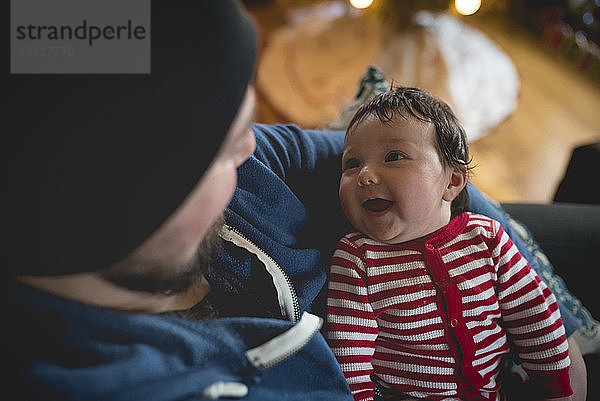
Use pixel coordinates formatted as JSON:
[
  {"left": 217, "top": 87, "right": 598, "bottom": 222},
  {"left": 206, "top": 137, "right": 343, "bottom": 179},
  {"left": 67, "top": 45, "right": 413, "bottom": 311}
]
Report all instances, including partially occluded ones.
[{"left": 442, "top": 167, "right": 467, "bottom": 202}]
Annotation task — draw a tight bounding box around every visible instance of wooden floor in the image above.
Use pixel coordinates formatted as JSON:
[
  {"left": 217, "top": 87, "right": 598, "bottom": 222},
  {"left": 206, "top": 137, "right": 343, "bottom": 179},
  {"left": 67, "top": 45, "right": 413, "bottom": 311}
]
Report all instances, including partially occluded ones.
[
  {"left": 466, "top": 17, "right": 600, "bottom": 203},
  {"left": 247, "top": 3, "right": 600, "bottom": 203}
]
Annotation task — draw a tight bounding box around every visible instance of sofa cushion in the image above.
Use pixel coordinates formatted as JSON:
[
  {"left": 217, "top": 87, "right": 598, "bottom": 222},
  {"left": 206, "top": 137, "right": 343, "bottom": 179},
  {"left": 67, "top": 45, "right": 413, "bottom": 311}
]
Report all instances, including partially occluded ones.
[{"left": 498, "top": 201, "right": 600, "bottom": 355}]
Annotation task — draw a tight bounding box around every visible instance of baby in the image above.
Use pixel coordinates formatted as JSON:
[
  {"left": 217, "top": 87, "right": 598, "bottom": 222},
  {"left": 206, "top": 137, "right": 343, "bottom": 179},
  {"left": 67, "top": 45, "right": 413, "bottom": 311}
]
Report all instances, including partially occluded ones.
[{"left": 326, "top": 87, "right": 572, "bottom": 401}]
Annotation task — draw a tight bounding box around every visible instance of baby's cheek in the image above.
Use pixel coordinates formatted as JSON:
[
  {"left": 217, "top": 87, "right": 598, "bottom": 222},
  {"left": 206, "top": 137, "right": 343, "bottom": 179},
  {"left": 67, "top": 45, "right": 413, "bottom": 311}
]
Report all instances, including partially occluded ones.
[
  {"left": 338, "top": 188, "right": 353, "bottom": 217},
  {"left": 340, "top": 198, "right": 362, "bottom": 232}
]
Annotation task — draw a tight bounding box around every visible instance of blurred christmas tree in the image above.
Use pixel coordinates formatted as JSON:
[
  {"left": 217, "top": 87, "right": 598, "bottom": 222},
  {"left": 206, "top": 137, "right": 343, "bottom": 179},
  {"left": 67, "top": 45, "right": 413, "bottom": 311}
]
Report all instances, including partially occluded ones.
[
  {"left": 565, "top": 0, "right": 600, "bottom": 44},
  {"left": 506, "top": 0, "right": 600, "bottom": 82}
]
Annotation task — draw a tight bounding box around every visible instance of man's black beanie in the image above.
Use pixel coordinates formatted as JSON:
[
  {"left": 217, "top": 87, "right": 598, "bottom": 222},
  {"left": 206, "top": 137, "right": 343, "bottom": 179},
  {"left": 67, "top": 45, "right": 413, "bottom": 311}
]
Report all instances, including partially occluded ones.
[{"left": 4, "top": 1, "right": 257, "bottom": 275}]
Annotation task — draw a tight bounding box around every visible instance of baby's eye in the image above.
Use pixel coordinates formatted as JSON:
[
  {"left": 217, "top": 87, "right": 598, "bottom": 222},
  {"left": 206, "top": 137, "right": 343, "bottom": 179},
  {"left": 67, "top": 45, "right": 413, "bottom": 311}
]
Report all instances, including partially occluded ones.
[
  {"left": 344, "top": 158, "right": 360, "bottom": 170},
  {"left": 385, "top": 152, "right": 404, "bottom": 162}
]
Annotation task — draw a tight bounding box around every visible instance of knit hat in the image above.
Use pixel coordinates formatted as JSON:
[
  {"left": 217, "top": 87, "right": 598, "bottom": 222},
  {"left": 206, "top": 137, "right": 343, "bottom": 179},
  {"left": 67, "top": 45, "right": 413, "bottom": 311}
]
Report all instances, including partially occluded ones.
[{"left": 4, "top": 0, "right": 257, "bottom": 275}]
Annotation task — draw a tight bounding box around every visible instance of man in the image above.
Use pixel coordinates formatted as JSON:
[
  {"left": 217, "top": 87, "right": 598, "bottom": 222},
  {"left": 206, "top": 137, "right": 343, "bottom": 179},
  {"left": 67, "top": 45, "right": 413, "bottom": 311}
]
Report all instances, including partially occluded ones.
[
  {"left": 5, "top": 2, "right": 352, "bottom": 400},
  {"left": 4, "top": 1, "right": 587, "bottom": 400}
]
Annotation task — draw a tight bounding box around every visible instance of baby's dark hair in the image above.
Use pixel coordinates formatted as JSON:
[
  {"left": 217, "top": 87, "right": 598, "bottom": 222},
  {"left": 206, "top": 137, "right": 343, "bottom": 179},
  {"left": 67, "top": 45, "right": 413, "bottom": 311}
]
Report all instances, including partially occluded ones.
[{"left": 347, "top": 86, "right": 473, "bottom": 216}]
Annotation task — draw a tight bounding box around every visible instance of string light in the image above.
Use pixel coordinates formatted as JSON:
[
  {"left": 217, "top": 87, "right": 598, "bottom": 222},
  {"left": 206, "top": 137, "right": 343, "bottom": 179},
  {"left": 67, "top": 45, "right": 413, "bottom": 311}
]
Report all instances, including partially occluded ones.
[
  {"left": 349, "top": 0, "right": 374, "bottom": 9},
  {"left": 455, "top": 0, "right": 481, "bottom": 16}
]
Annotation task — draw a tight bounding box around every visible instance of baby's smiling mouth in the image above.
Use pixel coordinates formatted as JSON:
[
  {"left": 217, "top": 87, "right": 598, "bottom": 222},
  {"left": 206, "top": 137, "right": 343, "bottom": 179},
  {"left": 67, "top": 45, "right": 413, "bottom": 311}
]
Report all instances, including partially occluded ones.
[{"left": 363, "top": 198, "right": 394, "bottom": 214}]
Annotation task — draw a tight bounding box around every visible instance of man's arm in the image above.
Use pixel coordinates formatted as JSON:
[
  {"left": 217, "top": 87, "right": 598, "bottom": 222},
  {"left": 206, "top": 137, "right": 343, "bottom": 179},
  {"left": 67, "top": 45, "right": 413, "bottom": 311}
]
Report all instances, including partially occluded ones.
[
  {"left": 251, "top": 123, "right": 345, "bottom": 181},
  {"left": 249, "top": 123, "right": 353, "bottom": 269}
]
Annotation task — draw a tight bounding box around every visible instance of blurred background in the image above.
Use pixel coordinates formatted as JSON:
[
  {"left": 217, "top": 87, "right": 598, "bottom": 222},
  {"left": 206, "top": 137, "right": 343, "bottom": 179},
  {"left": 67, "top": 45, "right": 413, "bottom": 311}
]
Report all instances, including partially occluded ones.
[{"left": 242, "top": 0, "right": 600, "bottom": 203}]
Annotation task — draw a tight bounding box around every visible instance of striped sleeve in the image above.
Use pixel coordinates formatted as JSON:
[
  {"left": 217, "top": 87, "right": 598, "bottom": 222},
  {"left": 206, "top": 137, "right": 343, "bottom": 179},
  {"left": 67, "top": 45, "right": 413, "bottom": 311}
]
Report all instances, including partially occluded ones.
[
  {"left": 490, "top": 221, "right": 573, "bottom": 399},
  {"left": 327, "top": 236, "right": 378, "bottom": 401}
]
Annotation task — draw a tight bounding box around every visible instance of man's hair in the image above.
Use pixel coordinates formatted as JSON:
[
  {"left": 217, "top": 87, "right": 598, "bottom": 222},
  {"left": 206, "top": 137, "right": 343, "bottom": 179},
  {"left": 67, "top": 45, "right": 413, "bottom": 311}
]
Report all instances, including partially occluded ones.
[
  {"left": 347, "top": 86, "right": 473, "bottom": 216},
  {"left": 5, "top": 1, "right": 257, "bottom": 276}
]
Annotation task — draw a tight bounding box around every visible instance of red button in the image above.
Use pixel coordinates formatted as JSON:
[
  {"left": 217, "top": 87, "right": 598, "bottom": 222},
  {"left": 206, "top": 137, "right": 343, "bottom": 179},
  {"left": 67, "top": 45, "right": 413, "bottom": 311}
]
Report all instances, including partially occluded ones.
[{"left": 450, "top": 319, "right": 458, "bottom": 327}]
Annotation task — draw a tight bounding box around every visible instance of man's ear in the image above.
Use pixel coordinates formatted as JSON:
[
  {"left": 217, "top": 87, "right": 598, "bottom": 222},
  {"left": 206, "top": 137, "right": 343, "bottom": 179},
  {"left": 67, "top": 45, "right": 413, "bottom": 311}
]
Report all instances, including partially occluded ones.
[{"left": 442, "top": 167, "right": 467, "bottom": 202}]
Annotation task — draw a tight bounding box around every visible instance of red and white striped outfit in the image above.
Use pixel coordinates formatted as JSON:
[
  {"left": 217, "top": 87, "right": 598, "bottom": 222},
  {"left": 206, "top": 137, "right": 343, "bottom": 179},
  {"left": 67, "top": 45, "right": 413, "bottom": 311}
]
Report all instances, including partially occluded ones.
[{"left": 327, "top": 213, "right": 571, "bottom": 401}]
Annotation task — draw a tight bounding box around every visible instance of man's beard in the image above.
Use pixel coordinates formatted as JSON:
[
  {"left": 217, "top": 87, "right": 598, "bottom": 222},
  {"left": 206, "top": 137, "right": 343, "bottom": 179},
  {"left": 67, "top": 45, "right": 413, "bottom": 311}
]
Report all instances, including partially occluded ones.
[{"left": 100, "top": 214, "right": 224, "bottom": 296}]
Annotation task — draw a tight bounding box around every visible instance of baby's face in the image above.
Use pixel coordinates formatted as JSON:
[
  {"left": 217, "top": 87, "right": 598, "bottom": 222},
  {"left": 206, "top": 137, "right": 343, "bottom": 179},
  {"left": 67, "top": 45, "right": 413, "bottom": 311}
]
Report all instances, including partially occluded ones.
[{"left": 339, "top": 114, "right": 454, "bottom": 244}]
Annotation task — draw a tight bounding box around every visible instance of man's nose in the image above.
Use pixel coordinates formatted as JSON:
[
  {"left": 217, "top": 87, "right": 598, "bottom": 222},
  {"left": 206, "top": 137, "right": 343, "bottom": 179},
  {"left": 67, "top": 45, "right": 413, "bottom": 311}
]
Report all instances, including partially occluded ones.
[{"left": 358, "top": 166, "right": 379, "bottom": 186}]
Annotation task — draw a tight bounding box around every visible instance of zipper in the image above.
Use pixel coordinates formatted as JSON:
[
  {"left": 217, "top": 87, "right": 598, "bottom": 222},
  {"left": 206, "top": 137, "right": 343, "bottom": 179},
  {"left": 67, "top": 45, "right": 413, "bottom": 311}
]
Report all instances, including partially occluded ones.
[
  {"left": 245, "top": 312, "right": 323, "bottom": 369},
  {"left": 219, "top": 224, "right": 301, "bottom": 322}
]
